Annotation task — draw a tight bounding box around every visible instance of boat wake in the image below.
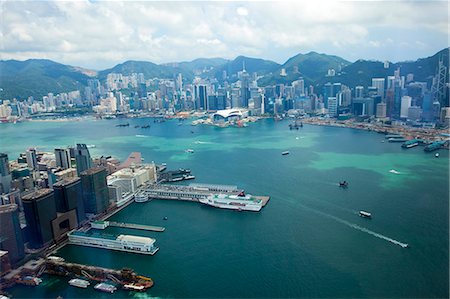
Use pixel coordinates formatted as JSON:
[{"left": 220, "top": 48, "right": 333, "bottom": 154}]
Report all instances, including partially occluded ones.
[
  {"left": 389, "top": 169, "right": 401, "bottom": 174},
  {"left": 298, "top": 203, "right": 409, "bottom": 248},
  {"left": 136, "top": 135, "right": 149, "bottom": 138},
  {"left": 194, "top": 140, "right": 212, "bottom": 144}
]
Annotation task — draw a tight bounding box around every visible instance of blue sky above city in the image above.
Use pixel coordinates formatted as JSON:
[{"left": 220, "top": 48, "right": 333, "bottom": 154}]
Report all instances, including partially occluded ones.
[{"left": 1, "top": 0, "right": 448, "bottom": 70}]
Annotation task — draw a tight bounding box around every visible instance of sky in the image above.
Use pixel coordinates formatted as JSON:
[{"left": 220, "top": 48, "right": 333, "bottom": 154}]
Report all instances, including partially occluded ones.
[{"left": 0, "top": 0, "right": 448, "bottom": 70}]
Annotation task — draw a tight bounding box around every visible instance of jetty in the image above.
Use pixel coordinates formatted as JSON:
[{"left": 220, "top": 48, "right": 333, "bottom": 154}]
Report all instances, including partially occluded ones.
[{"left": 91, "top": 220, "right": 165, "bottom": 232}]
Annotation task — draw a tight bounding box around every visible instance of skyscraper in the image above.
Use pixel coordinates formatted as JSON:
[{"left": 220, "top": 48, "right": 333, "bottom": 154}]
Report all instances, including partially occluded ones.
[
  {"left": 0, "top": 153, "right": 10, "bottom": 176},
  {"left": 53, "top": 177, "right": 86, "bottom": 224},
  {"left": 400, "top": 96, "right": 412, "bottom": 119},
  {"left": 25, "top": 148, "right": 38, "bottom": 170},
  {"left": 0, "top": 153, "right": 12, "bottom": 194},
  {"left": 0, "top": 203, "right": 25, "bottom": 264},
  {"left": 80, "top": 167, "right": 109, "bottom": 215},
  {"left": 75, "top": 144, "right": 93, "bottom": 176},
  {"left": 55, "top": 148, "right": 71, "bottom": 170},
  {"left": 22, "top": 189, "right": 57, "bottom": 248},
  {"left": 372, "top": 78, "right": 385, "bottom": 99}
]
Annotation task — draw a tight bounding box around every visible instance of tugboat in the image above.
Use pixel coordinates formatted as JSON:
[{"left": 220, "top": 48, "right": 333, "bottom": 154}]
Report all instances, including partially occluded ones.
[{"left": 339, "top": 181, "right": 348, "bottom": 188}]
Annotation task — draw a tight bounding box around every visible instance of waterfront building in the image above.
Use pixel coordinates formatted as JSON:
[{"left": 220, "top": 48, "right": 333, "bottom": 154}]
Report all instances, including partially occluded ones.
[
  {"left": 0, "top": 204, "right": 25, "bottom": 264},
  {"left": 75, "top": 144, "right": 93, "bottom": 176},
  {"left": 80, "top": 167, "right": 109, "bottom": 215},
  {"left": 400, "top": 96, "right": 412, "bottom": 119},
  {"left": 327, "top": 97, "right": 338, "bottom": 117},
  {"left": 53, "top": 177, "right": 86, "bottom": 224},
  {"left": 22, "top": 189, "right": 57, "bottom": 249},
  {"left": 408, "top": 106, "right": 422, "bottom": 121},
  {"left": 55, "top": 148, "right": 71, "bottom": 170},
  {"left": 376, "top": 102, "right": 387, "bottom": 118},
  {"left": 67, "top": 231, "right": 159, "bottom": 255},
  {"left": 352, "top": 97, "right": 374, "bottom": 116}
]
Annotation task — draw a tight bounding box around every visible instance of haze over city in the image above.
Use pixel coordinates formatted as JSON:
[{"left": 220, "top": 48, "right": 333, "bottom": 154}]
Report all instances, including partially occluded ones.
[{"left": 1, "top": 0, "right": 448, "bottom": 69}]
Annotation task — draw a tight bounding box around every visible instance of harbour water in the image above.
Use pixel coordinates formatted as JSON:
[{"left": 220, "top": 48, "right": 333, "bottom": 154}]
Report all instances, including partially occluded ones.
[{"left": 1, "top": 118, "right": 448, "bottom": 298}]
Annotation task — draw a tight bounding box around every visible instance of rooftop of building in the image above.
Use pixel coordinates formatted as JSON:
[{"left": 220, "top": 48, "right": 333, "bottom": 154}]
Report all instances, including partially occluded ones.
[
  {"left": 0, "top": 203, "right": 18, "bottom": 213},
  {"left": 0, "top": 250, "right": 8, "bottom": 257},
  {"left": 80, "top": 166, "right": 106, "bottom": 176},
  {"left": 22, "top": 188, "right": 53, "bottom": 201},
  {"left": 53, "top": 177, "right": 80, "bottom": 187}
]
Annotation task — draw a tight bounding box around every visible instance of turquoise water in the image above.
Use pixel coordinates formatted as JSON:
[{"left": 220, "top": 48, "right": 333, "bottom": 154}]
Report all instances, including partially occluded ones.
[{"left": 1, "top": 118, "right": 448, "bottom": 298}]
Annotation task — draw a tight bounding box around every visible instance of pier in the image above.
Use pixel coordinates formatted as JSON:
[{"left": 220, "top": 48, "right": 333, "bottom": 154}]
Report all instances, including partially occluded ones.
[
  {"left": 91, "top": 220, "right": 165, "bottom": 232},
  {"left": 108, "top": 221, "right": 165, "bottom": 232}
]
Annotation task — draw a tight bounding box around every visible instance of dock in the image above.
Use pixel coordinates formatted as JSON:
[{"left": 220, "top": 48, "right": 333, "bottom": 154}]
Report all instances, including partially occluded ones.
[
  {"left": 108, "top": 221, "right": 165, "bottom": 232},
  {"left": 91, "top": 220, "right": 165, "bottom": 232}
]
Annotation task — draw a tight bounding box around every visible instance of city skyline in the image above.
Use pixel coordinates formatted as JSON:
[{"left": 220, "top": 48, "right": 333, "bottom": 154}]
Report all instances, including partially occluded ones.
[{"left": 1, "top": 0, "right": 448, "bottom": 70}]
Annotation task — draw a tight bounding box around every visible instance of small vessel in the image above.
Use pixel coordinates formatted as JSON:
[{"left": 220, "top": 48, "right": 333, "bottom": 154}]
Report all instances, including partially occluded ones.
[
  {"left": 86, "top": 144, "right": 96, "bottom": 148},
  {"left": 123, "top": 283, "right": 145, "bottom": 291},
  {"left": 69, "top": 278, "right": 90, "bottom": 289},
  {"left": 182, "top": 174, "right": 195, "bottom": 180},
  {"left": 389, "top": 169, "right": 401, "bottom": 174},
  {"left": 435, "top": 153, "right": 440, "bottom": 158},
  {"left": 15, "top": 276, "right": 43, "bottom": 286},
  {"left": 339, "top": 181, "right": 348, "bottom": 188},
  {"left": 163, "top": 216, "right": 168, "bottom": 220},
  {"left": 94, "top": 283, "right": 117, "bottom": 293},
  {"left": 134, "top": 125, "right": 140, "bottom": 128},
  {"left": 282, "top": 151, "right": 290, "bottom": 155},
  {"left": 185, "top": 149, "right": 194, "bottom": 153},
  {"left": 359, "top": 211, "right": 372, "bottom": 218}
]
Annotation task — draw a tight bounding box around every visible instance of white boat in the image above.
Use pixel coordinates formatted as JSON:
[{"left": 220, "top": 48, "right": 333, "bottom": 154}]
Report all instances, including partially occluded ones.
[
  {"left": 282, "top": 151, "right": 290, "bottom": 155},
  {"left": 123, "top": 283, "right": 145, "bottom": 291},
  {"left": 185, "top": 149, "right": 194, "bottom": 153},
  {"left": 69, "top": 278, "right": 91, "bottom": 288},
  {"left": 94, "top": 283, "right": 117, "bottom": 293},
  {"left": 435, "top": 153, "right": 440, "bottom": 158},
  {"left": 134, "top": 192, "right": 148, "bottom": 203},
  {"left": 359, "top": 211, "right": 372, "bottom": 218},
  {"left": 199, "top": 192, "right": 263, "bottom": 212}
]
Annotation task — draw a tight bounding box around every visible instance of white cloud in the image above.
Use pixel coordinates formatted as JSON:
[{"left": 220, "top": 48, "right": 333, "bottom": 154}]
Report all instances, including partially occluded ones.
[{"left": 0, "top": 0, "right": 447, "bottom": 69}]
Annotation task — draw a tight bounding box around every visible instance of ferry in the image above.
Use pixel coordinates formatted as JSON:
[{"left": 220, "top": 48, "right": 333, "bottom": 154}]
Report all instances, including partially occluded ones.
[
  {"left": 69, "top": 278, "right": 90, "bottom": 289},
  {"left": 94, "top": 283, "right": 117, "bottom": 293},
  {"left": 359, "top": 211, "right": 372, "bottom": 218},
  {"left": 282, "top": 151, "right": 290, "bottom": 155},
  {"left": 199, "top": 192, "right": 263, "bottom": 212}
]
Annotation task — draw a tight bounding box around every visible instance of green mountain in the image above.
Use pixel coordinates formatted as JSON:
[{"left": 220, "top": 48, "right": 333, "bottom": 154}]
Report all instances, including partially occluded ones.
[
  {"left": 215, "top": 56, "right": 280, "bottom": 81},
  {"left": 317, "top": 48, "right": 449, "bottom": 89},
  {"left": 97, "top": 60, "right": 187, "bottom": 80},
  {"left": 258, "top": 51, "right": 350, "bottom": 86},
  {"left": 0, "top": 59, "right": 91, "bottom": 100}
]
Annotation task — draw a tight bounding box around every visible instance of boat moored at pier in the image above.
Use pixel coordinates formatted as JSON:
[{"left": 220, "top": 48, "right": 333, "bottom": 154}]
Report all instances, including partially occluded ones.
[{"left": 199, "top": 192, "right": 263, "bottom": 211}]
